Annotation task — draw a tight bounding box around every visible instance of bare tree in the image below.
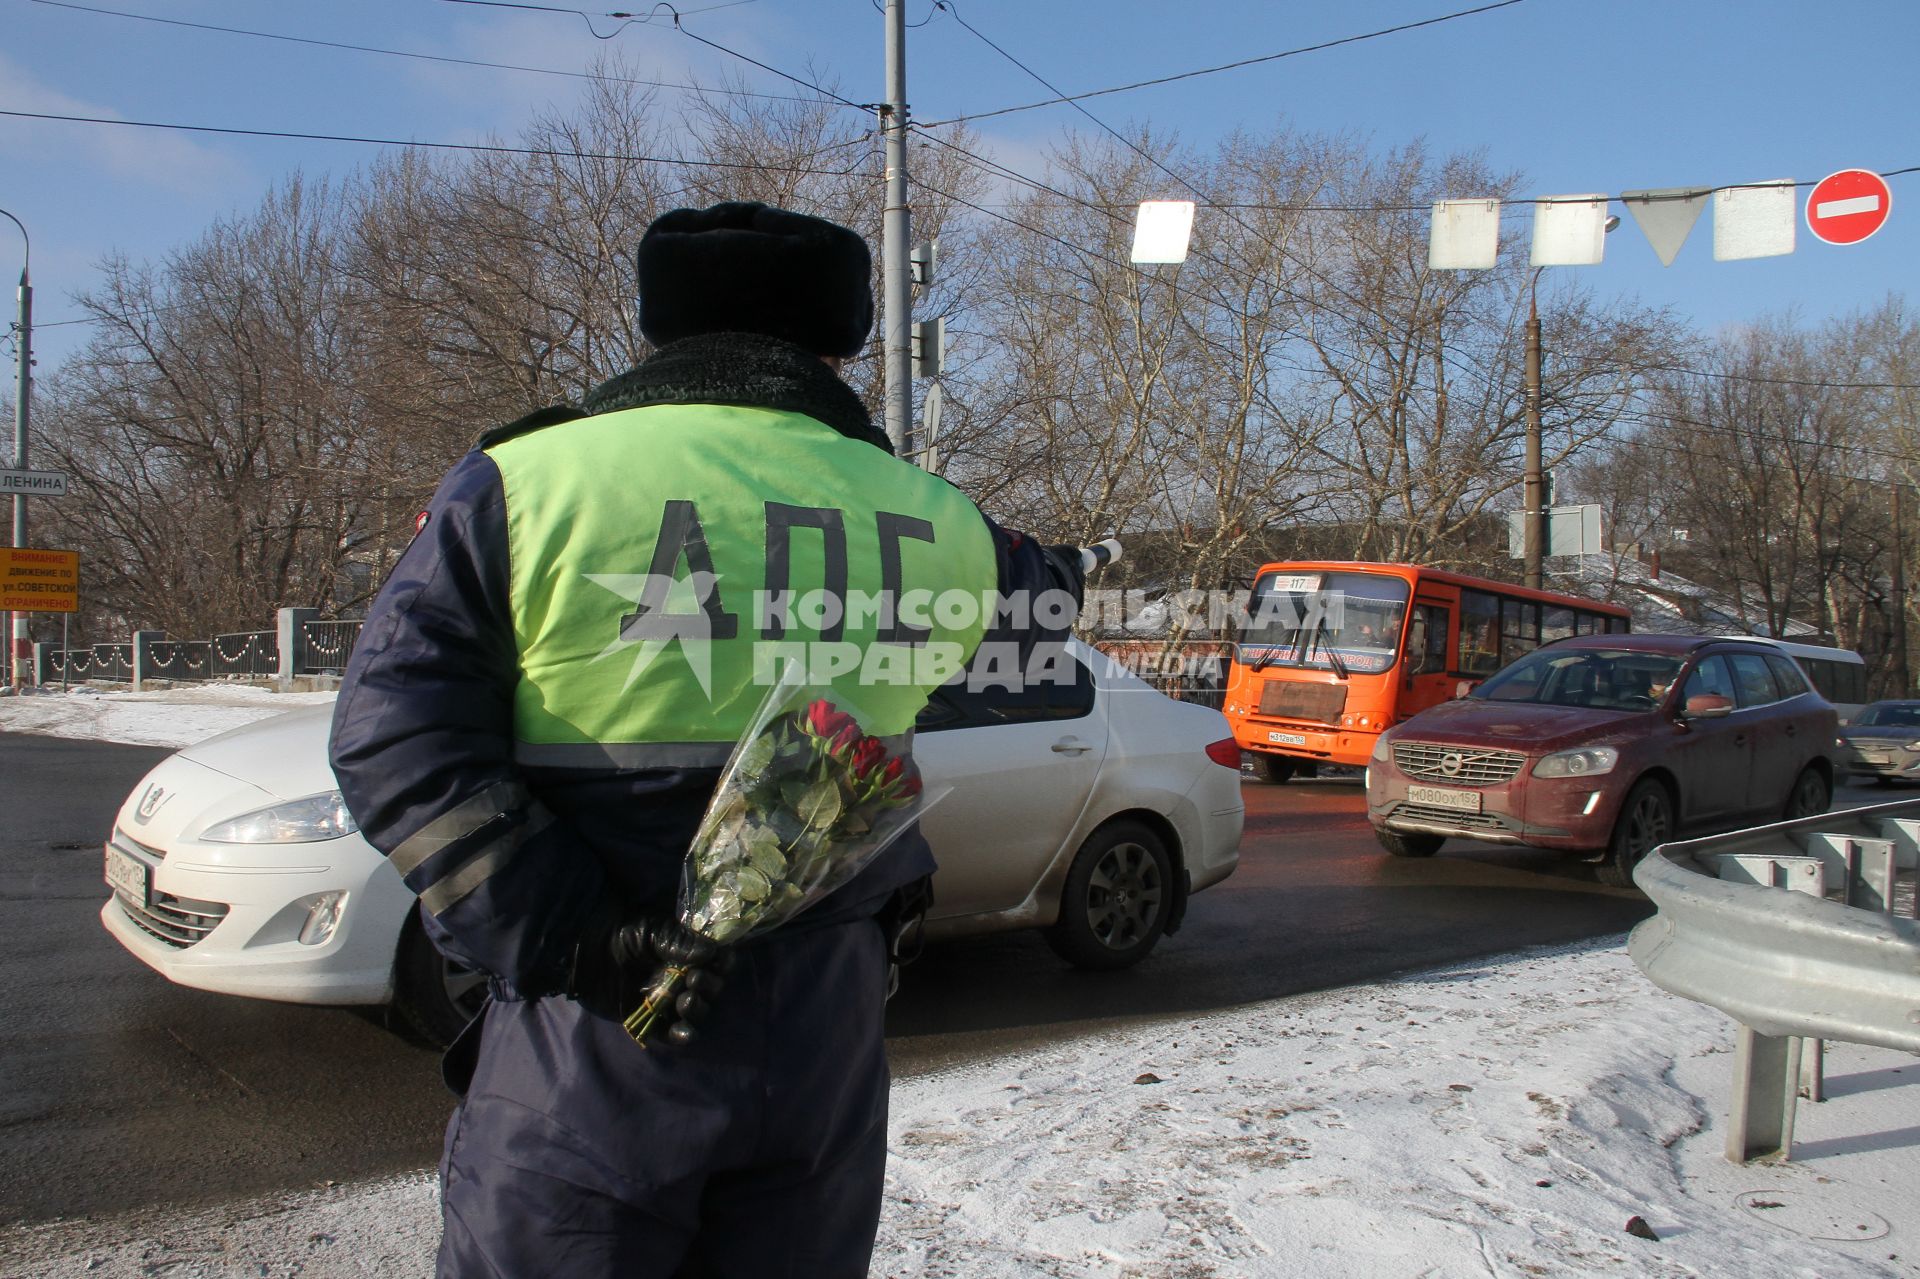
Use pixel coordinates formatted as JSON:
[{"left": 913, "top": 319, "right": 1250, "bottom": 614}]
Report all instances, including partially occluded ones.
[{"left": 40, "top": 177, "right": 375, "bottom": 638}]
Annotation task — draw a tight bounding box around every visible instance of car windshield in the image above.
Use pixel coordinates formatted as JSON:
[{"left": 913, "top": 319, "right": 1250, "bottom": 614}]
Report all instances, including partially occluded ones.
[
  {"left": 1238, "top": 570, "right": 1409, "bottom": 676},
  {"left": 1473, "top": 648, "right": 1686, "bottom": 711},
  {"left": 1852, "top": 702, "right": 1920, "bottom": 728}
]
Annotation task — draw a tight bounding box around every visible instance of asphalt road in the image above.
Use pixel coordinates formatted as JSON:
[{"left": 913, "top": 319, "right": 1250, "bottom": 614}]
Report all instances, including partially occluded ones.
[{"left": 0, "top": 733, "right": 1735, "bottom": 1228}]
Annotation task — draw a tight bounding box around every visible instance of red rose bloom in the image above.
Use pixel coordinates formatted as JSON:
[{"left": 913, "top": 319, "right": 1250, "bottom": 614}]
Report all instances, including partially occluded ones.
[
  {"left": 806, "top": 700, "right": 856, "bottom": 741},
  {"left": 851, "top": 737, "right": 887, "bottom": 779}
]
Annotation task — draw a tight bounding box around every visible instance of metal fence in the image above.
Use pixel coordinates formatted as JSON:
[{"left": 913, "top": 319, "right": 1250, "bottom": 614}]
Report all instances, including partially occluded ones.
[
  {"left": 1091, "top": 638, "right": 1230, "bottom": 709},
  {"left": 143, "top": 639, "right": 212, "bottom": 682},
  {"left": 209, "top": 630, "right": 277, "bottom": 680},
  {"left": 296, "top": 619, "right": 361, "bottom": 675},
  {"left": 1628, "top": 799, "right": 1920, "bottom": 1164},
  {"left": 34, "top": 613, "right": 364, "bottom": 687},
  {"left": 91, "top": 643, "right": 133, "bottom": 683}
]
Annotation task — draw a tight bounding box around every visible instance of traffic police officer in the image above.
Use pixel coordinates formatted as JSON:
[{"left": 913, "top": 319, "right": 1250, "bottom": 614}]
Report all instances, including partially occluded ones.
[{"left": 329, "top": 202, "right": 1083, "bottom": 1277}]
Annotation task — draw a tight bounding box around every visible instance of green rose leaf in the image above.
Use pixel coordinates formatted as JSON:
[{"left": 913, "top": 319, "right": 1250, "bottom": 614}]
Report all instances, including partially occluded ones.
[
  {"left": 735, "top": 866, "right": 771, "bottom": 903},
  {"left": 796, "top": 778, "right": 842, "bottom": 828},
  {"left": 747, "top": 828, "right": 787, "bottom": 878},
  {"left": 737, "top": 731, "right": 776, "bottom": 778}
]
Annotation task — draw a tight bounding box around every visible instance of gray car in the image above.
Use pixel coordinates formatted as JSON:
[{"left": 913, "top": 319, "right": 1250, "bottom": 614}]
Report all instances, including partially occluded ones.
[{"left": 1838, "top": 700, "right": 1920, "bottom": 784}]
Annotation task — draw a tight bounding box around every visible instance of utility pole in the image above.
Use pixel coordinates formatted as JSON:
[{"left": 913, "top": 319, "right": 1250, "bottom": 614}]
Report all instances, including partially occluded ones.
[
  {"left": 1523, "top": 271, "right": 1544, "bottom": 591},
  {"left": 880, "top": 0, "right": 913, "bottom": 459},
  {"left": 1894, "top": 480, "right": 1912, "bottom": 695},
  {"left": 3, "top": 208, "right": 29, "bottom": 686}
]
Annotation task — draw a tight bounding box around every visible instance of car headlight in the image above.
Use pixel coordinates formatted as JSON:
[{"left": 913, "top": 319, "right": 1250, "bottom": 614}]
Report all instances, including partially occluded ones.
[
  {"left": 200, "top": 791, "right": 360, "bottom": 844},
  {"left": 1905, "top": 741, "right": 1920, "bottom": 752},
  {"left": 1533, "top": 747, "right": 1619, "bottom": 778},
  {"left": 1371, "top": 734, "right": 1392, "bottom": 762}
]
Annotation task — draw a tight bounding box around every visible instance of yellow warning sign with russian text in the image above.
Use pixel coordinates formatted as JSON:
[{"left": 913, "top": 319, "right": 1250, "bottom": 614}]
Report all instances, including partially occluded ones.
[{"left": 0, "top": 547, "right": 79, "bottom": 613}]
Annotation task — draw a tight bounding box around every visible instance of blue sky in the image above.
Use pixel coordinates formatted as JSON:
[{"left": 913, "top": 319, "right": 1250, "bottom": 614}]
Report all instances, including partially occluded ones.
[{"left": 3, "top": 0, "right": 1917, "bottom": 370}]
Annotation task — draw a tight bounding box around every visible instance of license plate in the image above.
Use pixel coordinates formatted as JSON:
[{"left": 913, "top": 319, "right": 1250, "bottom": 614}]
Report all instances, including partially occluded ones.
[
  {"left": 105, "top": 844, "right": 151, "bottom": 906},
  {"left": 1858, "top": 751, "right": 1891, "bottom": 764},
  {"left": 1407, "top": 784, "right": 1482, "bottom": 813},
  {"left": 1269, "top": 731, "right": 1307, "bottom": 746}
]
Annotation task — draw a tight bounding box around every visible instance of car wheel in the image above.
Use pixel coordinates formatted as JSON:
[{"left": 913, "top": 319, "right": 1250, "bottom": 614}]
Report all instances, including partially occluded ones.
[
  {"left": 1375, "top": 828, "right": 1444, "bottom": 858},
  {"left": 393, "top": 911, "right": 488, "bottom": 1049},
  {"left": 1256, "top": 754, "right": 1296, "bottom": 784},
  {"left": 1045, "top": 820, "right": 1172, "bottom": 970},
  {"left": 1782, "top": 766, "right": 1832, "bottom": 820},
  {"left": 1597, "top": 778, "right": 1672, "bottom": 889}
]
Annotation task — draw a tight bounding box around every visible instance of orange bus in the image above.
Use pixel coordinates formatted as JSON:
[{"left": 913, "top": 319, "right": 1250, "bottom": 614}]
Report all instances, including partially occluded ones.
[{"left": 1225, "top": 561, "right": 1631, "bottom": 782}]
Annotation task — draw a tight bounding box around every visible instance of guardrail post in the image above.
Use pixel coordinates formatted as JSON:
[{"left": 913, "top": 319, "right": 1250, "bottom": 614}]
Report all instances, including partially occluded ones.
[
  {"left": 31, "top": 641, "right": 52, "bottom": 685},
  {"left": 276, "top": 607, "right": 317, "bottom": 691},
  {"left": 130, "top": 629, "right": 163, "bottom": 692},
  {"left": 1727, "top": 1024, "right": 1801, "bottom": 1163}
]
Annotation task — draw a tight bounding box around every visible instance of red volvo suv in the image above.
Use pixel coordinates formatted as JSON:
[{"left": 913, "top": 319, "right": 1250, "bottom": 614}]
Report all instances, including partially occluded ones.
[{"left": 1365, "top": 634, "right": 1839, "bottom": 886}]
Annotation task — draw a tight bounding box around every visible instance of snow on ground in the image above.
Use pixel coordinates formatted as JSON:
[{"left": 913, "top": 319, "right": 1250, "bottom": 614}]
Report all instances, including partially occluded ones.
[
  {"left": 3, "top": 686, "right": 1916, "bottom": 1278},
  {"left": 0, "top": 682, "right": 337, "bottom": 747}
]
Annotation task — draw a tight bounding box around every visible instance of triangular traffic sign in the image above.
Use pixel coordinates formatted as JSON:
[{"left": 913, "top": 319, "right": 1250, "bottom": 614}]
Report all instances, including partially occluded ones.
[{"left": 1621, "top": 187, "right": 1710, "bottom": 266}]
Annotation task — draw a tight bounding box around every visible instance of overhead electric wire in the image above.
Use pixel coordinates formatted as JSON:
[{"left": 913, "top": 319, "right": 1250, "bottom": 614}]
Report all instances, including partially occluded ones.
[
  {"left": 913, "top": 127, "right": 1920, "bottom": 403},
  {"left": 912, "top": 146, "right": 1920, "bottom": 469},
  {"left": 423, "top": 0, "right": 870, "bottom": 108},
  {"left": 0, "top": 108, "right": 873, "bottom": 176},
  {"left": 920, "top": 0, "right": 1533, "bottom": 128},
  {"left": 27, "top": 0, "right": 822, "bottom": 105}
]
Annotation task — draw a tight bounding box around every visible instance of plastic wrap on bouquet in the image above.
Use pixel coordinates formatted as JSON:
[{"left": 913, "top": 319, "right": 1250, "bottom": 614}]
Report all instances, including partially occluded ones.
[{"left": 624, "top": 662, "right": 944, "bottom": 1046}]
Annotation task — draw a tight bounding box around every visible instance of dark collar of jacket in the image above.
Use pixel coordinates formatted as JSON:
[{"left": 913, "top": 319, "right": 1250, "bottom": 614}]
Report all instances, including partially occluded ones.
[{"left": 580, "top": 332, "right": 893, "bottom": 455}]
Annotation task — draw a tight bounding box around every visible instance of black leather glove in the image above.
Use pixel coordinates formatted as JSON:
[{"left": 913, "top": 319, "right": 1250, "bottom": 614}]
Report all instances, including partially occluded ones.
[
  {"left": 567, "top": 912, "right": 732, "bottom": 1044},
  {"left": 875, "top": 874, "right": 934, "bottom": 1001}
]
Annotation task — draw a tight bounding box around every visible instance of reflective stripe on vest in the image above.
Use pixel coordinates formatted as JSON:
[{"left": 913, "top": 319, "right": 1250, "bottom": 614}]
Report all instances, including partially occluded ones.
[{"left": 487, "top": 405, "right": 998, "bottom": 753}]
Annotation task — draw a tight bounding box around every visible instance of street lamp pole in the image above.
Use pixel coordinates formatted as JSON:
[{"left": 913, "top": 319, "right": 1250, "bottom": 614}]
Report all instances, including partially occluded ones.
[
  {"left": 1, "top": 207, "right": 29, "bottom": 686},
  {"left": 1522, "top": 214, "right": 1615, "bottom": 592},
  {"left": 879, "top": 0, "right": 913, "bottom": 458},
  {"left": 1523, "top": 268, "right": 1544, "bottom": 591}
]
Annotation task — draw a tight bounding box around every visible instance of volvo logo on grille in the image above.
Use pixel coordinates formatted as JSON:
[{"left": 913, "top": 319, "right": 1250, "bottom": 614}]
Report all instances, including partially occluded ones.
[
  {"left": 134, "top": 784, "right": 171, "bottom": 824},
  {"left": 1440, "top": 752, "right": 1465, "bottom": 777}
]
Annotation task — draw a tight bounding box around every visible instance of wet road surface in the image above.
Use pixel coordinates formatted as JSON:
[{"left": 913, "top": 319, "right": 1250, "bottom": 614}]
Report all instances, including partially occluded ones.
[{"left": 0, "top": 734, "right": 1703, "bottom": 1225}]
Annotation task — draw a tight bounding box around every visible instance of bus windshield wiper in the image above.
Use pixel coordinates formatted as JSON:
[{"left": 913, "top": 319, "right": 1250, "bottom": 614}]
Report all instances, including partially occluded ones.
[{"left": 1313, "top": 621, "right": 1350, "bottom": 680}]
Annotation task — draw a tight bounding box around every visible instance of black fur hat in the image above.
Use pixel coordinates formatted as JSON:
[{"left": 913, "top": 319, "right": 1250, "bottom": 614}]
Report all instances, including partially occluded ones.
[{"left": 637, "top": 202, "right": 874, "bottom": 358}]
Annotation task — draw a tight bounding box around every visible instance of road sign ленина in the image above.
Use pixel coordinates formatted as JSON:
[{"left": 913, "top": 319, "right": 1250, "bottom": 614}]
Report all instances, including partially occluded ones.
[
  {"left": 0, "top": 469, "right": 70, "bottom": 497},
  {"left": 1805, "top": 169, "right": 1892, "bottom": 246},
  {"left": 0, "top": 547, "right": 80, "bottom": 613}
]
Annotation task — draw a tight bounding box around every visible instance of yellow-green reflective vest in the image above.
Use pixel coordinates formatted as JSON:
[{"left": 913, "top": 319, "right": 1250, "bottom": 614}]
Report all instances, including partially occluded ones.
[{"left": 487, "top": 405, "right": 998, "bottom": 766}]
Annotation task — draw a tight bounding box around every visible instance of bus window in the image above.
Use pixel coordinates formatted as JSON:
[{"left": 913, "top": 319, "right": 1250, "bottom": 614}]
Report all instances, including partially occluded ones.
[
  {"left": 1242, "top": 570, "right": 1410, "bottom": 675},
  {"left": 1542, "top": 607, "right": 1575, "bottom": 643},
  {"left": 1406, "top": 603, "right": 1450, "bottom": 676},
  {"left": 1804, "top": 657, "right": 1867, "bottom": 707},
  {"left": 1459, "top": 591, "right": 1501, "bottom": 677},
  {"left": 1501, "top": 600, "right": 1541, "bottom": 665}
]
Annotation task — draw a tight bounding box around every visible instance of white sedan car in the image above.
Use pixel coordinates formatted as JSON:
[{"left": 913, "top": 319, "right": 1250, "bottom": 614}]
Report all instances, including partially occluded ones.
[{"left": 101, "top": 644, "right": 1244, "bottom": 1045}]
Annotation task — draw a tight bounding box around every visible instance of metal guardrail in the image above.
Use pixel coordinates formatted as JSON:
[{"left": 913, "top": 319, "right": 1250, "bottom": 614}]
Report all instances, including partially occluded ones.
[{"left": 1628, "top": 798, "right": 1920, "bottom": 1163}]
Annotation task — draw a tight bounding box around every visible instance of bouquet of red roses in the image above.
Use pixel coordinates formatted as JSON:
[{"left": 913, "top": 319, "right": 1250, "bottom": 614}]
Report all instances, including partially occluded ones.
[{"left": 624, "top": 670, "right": 937, "bottom": 1046}]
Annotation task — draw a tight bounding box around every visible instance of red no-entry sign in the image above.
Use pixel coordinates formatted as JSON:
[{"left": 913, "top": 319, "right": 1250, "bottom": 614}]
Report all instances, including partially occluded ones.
[{"left": 1805, "top": 168, "right": 1892, "bottom": 245}]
